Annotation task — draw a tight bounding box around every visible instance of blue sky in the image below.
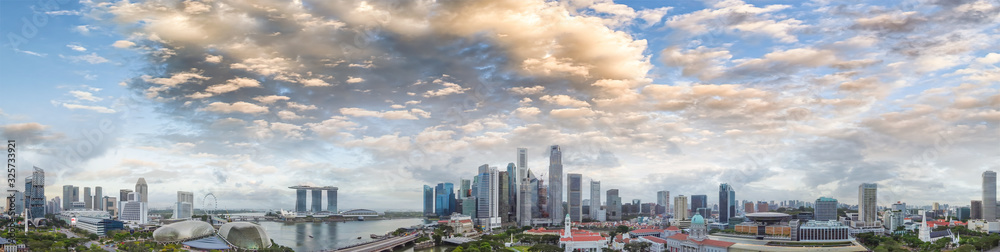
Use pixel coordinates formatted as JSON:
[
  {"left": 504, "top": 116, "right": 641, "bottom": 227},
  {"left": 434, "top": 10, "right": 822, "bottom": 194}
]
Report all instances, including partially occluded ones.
[{"left": 1, "top": 0, "right": 998, "bottom": 211}]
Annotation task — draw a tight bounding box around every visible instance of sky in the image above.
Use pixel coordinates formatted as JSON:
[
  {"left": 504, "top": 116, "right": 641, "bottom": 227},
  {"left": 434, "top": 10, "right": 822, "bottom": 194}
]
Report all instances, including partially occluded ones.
[{"left": 0, "top": 0, "right": 997, "bottom": 212}]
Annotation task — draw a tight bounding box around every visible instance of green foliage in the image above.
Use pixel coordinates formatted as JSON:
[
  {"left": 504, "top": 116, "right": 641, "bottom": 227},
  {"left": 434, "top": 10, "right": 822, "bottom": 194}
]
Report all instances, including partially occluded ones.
[
  {"left": 453, "top": 246, "right": 464, "bottom": 252},
  {"left": 624, "top": 241, "right": 651, "bottom": 252},
  {"left": 527, "top": 244, "right": 561, "bottom": 252}
]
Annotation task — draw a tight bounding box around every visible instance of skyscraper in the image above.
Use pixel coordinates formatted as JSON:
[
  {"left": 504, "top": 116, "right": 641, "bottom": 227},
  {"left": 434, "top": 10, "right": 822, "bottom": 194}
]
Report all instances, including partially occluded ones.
[
  {"left": 326, "top": 187, "right": 338, "bottom": 213},
  {"left": 62, "top": 185, "right": 73, "bottom": 210},
  {"left": 119, "top": 189, "right": 132, "bottom": 202},
  {"left": 972, "top": 200, "right": 983, "bottom": 219},
  {"left": 294, "top": 188, "right": 306, "bottom": 212},
  {"left": 719, "top": 183, "right": 735, "bottom": 223},
  {"left": 657, "top": 191, "right": 669, "bottom": 215},
  {"left": 311, "top": 188, "right": 323, "bottom": 213},
  {"left": 460, "top": 179, "right": 471, "bottom": 199},
  {"left": 858, "top": 183, "right": 878, "bottom": 224},
  {"left": 423, "top": 185, "right": 434, "bottom": 216},
  {"left": 590, "top": 181, "right": 601, "bottom": 220},
  {"left": 517, "top": 148, "right": 528, "bottom": 172},
  {"left": 985, "top": 171, "right": 997, "bottom": 221},
  {"left": 506, "top": 163, "right": 518, "bottom": 222},
  {"left": 436, "top": 183, "right": 455, "bottom": 216},
  {"left": 814, "top": 197, "right": 838, "bottom": 221},
  {"left": 548, "top": 145, "right": 563, "bottom": 225},
  {"left": 477, "top": 166, "right": 500, "bottom": 229},
  {"left": 606, "top": 189, "right": 621, "bottom": 221},
  {"left": 84, "top": 187, "right": 92, "bottom": 210},
  {"left": 567, "top": 173, "right": 582, "bottom": 222},
  {"left": 94, "top": 186, "right": 103, "bottom": 211},
  {"left": 136, "top": 178, "right": 148, "bottom": 204},
  {"left": 519, "top": 168, "right": 534, "bottom": 227},
  {"left": 674, "top": 195, "right": 688, "bottom": 220},
  {"left": 174, "top": 191, "right": 194, "bottom": 219},
  {"left": 499, "top": 171, "right": 510, "bottom": 222},
  {"left": 691, "top": 195, "right": 708, "bottom": 219},
  {"left": 25, "top": 167, "right": 45, "bottom": 218}
]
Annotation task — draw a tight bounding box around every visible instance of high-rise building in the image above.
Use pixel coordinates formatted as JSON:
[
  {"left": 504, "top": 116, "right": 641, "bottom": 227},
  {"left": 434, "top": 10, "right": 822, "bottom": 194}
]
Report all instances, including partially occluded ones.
[
  {"left": 691, "top": 195, "right": 708, "bottom": 219},
  {"left": 744, "top": 202, "right": 755, "bottom": 214},
  {"left": 174, "top": 191, "right": 194, "bottom": 219},
  {"left": 436, "top": 183, "right": 455, "bottom": 216},
  {"left": 972, "top": 200, "right": 983, "bottom": 219},
  {"left": 858, "top": 183, "right": 878, "bottom": 224},
  {"left": 719, "top": 183, "right": 735, "bottom": 223},
  {"left": 536, "top": 179, "right": 547, "bottom": 219},
  {"left": 460, "top": 179, "right": 471, "bottom": 199},
  {"left": 891, "top": 202, "right": 906, "bottom": 212},
  {"left": 326, "top": 187, "right": 338, "bottom": 213},
  {"left": 674, "top": 195, "right": 688, "bottom": 220},
  {"left": 62, "top": 185, "right": 73, "bottom": 211},
  {"left": 657, "top": 191, "right": 669, "bottom": 215},
  {"left": 84, "top": 187, "right": 93, "bottom": 210},
  {"left": 590, "top": 181, "right": 601, "bottom": 221},
  {"left": 517, "top": 148, "right": 528, "bottom": 173},
  {"left": 25, "top": 167, "right": 45, "bottom": 218},
  {"left": 477, "top": 166, "right": 500, "bottom": 229},
  {"left": 506, "top": 163, "right": 517, "bottom": 223},
  {"left": 12, "top": 191, "right": 23, "bottom": 216},
  {"left": 105, "top": 196, "right": 118, "bottom": 218},
  {"left": 72, "top": 186, "right": 79, "bottom": 202},
  {"left": 985, "top": 171, "right": 997, "bottom": 221},
  {"left": 119, "top": 189, "right": 132, "bottom": 202},
  {"left": 294, "top": 188, "right": 306, "bottom": 212},
  {"left": 135, "top": 178, "right": 148, "bottom": 204},
  {"left": 499, "top": 171, "right": 511, "bottom": 223},
  {"left": 519, "top": 168, "right": 534, "bottom": 227},
  {"left": 311, "top": 189, "right": 323, "bottom": 213},
  {"left": 757, "top": 201, "right": 769, "bottom": 213},
  {"left": 567, "top": 173, "right": 582, "bottom": 222},
  {"left": 94, "top": 186, "right": 103, "bottom": 211},
  {"left": 423, "top": 185, "right": 434, "bottom": 216},
  {"left": 548, "top": 145, "right": 563, "bottom": 225},
  {"left": 119, "top": 192, "right": 147, "bottom": 224},
  {"left": 607, "top": 189, "right": 621, "bottom": 221},
  {"left": 814, "top": 197, "right": 838, "bottom": 221}
]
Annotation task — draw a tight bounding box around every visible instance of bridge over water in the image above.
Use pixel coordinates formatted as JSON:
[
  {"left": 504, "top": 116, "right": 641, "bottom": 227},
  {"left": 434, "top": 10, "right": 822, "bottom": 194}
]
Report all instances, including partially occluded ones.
[{"left": 334, "top": 233, "right": 419, "bottom": 252}]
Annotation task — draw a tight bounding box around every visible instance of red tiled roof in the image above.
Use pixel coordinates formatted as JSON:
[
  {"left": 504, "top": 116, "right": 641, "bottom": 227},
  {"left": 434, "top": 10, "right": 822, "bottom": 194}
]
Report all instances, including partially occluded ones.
[
  {"left": 665, "top": 233, "right": 689, "bottom": 241},
  {"left": 630, "top": 228, "right": 664, "bottom": 234},
  {"left": 665, "top": 234, "right": 734, "bottom": 248},
  {"left": 695, "top": 239, "right": 735, "bottom": 248},
  {"left": 643, "top": 236, "right": 668, "bottom": 244},
  {"left": 665, "top": 226, "right": 680, "bottom": 231},
  {"left": 459, "top": 219, "right": 473, "bottom": 223},
  {"left": 437, "top": 220, "right": 448, "bottom": 224}
]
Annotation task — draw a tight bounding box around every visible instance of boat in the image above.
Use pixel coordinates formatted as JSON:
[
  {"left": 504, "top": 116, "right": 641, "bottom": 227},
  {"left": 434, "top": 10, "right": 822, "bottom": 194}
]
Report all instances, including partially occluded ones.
[
  {"left": 308, "top": 235, "right": 313, "bottom": 238},
  {"left": 356, "top": 236, "right": 362, "bottom": 239},
  {"left": 370, "top": 234, "right": 379, "bottom": 239}
]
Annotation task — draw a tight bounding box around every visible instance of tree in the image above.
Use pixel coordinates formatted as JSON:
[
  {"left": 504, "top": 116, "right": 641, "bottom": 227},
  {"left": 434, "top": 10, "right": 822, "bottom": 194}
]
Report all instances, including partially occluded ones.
[
  {"left": 452, "top": 246, "right": 464, "bottom": 252},
  {"left": 624, "top": 242, "right": 651, "bottom": 252},
  {"left": 527, "top": 244, "right": 561, "bottom": 252},
  {"left": 480, "top": 242, "right": 492, "bottom": 252}
]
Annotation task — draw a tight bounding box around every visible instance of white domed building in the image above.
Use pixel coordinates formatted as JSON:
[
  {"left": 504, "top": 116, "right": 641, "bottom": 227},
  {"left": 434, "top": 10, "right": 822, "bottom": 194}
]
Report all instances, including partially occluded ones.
[
  {"left": 665, "top": 213, "right": 734, "bottom": 252},
  {"left": 218, "top": 222, "right": 273, "bottom": 250},
  {"left": 153, "top": 220, "right": 216, "bottom": 242}
]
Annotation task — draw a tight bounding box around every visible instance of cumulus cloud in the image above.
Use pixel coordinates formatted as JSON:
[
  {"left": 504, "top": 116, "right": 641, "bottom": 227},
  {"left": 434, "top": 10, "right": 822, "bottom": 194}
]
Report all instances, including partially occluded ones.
[
  {"left": 201, "top": 101, "right": 269, "bottom": 114},
  {"left": 112, "top": 40, "right": 136, "bottom": 48}
]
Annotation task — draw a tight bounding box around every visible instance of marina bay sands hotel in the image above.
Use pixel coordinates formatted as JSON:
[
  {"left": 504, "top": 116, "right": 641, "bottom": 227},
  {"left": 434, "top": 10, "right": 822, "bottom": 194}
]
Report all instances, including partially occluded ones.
[{"left": 289, "top": 186, "right": 338, "bottom": 213}]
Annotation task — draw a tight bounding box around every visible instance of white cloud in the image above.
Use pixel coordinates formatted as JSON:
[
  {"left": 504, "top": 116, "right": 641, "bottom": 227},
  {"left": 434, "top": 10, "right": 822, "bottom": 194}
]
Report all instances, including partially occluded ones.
[
  {"left": 113, "top": 40, "right": 137, "bottom": 48},
  {"left": 61, "top": 103, "right": 116, "bottom": 113},
  {"left": 69, "top": 90, "right": 102, "bottom": 102},
  {"left": 206, "top": 77, "right": 261, "bottom": 94},
  {"left": 142, "top": 71, "right": 210, "bottom": 87},
  {"left": 205, "top": 55, "right": 223, "bottom": 63},
  {"left": 61, "top": 53, "right": 109, "bottom": 64},
  {"left": 201, "top": 101, "right": 269, "bottom": 114},
  {"left": 67, "top": 44, "right": 87, "bottom": 52},
  {"left": 423, "top": 80, "right": 469, "bottom": 97},
  {"left": 509, "top": 86, "right": 546, "bottom": 95},
  {"left": 252, "top": 95, "right": 291, "bottom": 104},
  {"left": 340, "top": 107, "right": 429, "bottom": 120},
  {"left": 539, "top": 94, "right": 590, "bottom": 107},
  {"left": 346, "top": 77, "right": 364, "bottom": 83}
]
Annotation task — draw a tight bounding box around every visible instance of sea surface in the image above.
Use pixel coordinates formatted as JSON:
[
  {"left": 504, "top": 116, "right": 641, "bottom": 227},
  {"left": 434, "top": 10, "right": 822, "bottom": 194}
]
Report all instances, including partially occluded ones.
[{"left": 251, "top": 217, "right": 434, "bottom": 252}]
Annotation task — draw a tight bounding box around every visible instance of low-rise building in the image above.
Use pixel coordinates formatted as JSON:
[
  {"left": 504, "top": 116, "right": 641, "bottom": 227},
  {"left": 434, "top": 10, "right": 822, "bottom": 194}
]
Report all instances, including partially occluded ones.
[
  {"left": 796, "top": 220, "right": 850, "bottom": 241},
  {"left": 74, "top": 216, "right": 125, "bottom": 236},
  {"left": 637, "top": 236, "right": 667, "bottom": 252},
  {"left": 665, "top": 214, "right": 734, "bottom": 252}
]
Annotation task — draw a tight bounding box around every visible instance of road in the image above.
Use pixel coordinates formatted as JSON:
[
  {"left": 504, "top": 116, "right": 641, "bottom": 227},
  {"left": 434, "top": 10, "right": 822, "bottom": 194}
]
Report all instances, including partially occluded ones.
[{"left": 337, "top": 234, "right": 416, "bottom": 252}]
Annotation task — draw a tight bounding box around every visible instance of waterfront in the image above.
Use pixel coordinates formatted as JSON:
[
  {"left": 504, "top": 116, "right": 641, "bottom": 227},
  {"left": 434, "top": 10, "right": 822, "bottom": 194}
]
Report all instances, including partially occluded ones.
[{"left": 256, "top": 218, "right": 426, "bottom": 251}]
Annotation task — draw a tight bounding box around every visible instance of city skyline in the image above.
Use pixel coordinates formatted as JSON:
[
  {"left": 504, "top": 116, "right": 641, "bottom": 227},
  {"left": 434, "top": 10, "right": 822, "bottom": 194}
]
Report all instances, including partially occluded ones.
[{"left": 1, "top": 0, "right": 998, "bottom": 211}]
